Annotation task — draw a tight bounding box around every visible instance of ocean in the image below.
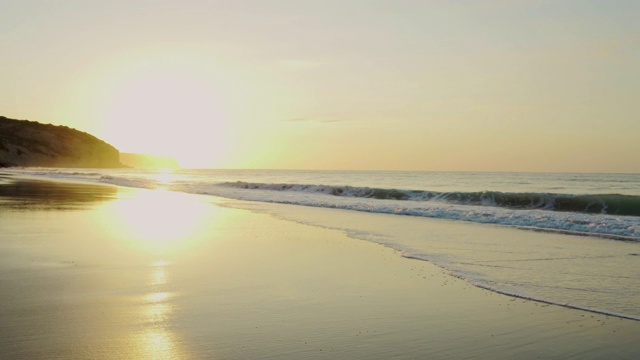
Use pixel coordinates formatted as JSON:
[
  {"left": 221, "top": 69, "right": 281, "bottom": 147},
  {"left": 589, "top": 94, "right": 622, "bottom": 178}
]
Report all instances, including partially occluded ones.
[{"left": 4, "top": 168, "right": 640, "bottom": 320}]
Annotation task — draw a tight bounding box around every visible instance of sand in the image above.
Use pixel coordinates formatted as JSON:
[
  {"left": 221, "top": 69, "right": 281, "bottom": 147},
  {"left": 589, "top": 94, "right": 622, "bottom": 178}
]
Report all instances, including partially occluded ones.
[{"left": 0, "top": 176, "right": 638, "bottom": 359}]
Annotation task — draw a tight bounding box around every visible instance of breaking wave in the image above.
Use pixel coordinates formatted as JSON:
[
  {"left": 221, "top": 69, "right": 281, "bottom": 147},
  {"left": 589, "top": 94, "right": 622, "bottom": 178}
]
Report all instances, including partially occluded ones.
[{"left": 220, "top": 181, "right": 640, "bottom": 217}]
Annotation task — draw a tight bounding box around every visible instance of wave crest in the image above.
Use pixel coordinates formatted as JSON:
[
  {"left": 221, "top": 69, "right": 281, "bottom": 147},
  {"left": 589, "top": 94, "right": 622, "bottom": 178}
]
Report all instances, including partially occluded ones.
[{"left": 220, "top": 181, "right": 640, "bottom": 217}]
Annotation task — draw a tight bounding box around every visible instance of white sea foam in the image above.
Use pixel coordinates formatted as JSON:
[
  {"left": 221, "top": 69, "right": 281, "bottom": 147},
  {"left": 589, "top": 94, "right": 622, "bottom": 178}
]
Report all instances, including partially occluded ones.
[
  {"left": 189, "top": 182, "right": 640, "bottom": 241},
  {"left": 3, "top": 168, "right": 639, "bottom": 240}
]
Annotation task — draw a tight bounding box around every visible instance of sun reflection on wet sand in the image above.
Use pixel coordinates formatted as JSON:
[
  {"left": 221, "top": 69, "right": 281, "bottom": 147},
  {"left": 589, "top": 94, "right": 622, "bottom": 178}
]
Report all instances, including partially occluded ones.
[
  {"left": 88, "top": 188, "right": 234, "bottom": 358},
  {"left": 100, "top": 189, "right": 212, "bottom": 257},
  {"left": 147, "top": 291, "right": 171, "bottom": 303},
  {"left": 141, "top": 330, "right": 176, "bottom": 357},
  {"left": 145, "top": 302, "right": 171, "bottom": 322},
  {"left": 152, "top": 263, "right": 169, "bottom": 286},
  {"left": 137, "top": 261, "right": 183, "bottom": 359}
]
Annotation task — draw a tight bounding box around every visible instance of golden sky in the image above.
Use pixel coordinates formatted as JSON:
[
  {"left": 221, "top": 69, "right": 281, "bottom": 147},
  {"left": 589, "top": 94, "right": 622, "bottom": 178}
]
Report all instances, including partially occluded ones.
[{"left": 1, "top": 0, "right": 638, "bottom": 172}]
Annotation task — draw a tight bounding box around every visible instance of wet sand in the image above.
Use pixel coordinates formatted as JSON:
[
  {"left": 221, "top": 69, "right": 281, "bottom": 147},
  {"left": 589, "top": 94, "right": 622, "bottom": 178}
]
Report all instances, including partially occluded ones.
[{"left": 0, "top": 176, "right": 638, "bottom": 359}]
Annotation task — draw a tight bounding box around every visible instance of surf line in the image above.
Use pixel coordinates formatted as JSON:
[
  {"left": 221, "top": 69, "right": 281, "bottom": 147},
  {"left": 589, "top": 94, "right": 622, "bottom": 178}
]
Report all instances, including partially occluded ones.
[{"left": 401, "top": 254, "right": 640, "bottom": 322}]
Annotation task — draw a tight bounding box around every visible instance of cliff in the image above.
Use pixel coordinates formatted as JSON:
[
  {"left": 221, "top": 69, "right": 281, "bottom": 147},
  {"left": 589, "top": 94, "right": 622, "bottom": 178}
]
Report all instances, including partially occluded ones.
[
  {"left": 0, "top": 116, "right": 124, "bottom": 168},
  {"left": 119, "top": 153, "right": 180, "bottom": 169}
]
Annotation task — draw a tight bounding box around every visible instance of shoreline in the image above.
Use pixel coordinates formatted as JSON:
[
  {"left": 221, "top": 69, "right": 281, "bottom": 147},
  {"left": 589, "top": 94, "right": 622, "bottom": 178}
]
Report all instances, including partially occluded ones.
[{"left": 1, "top": 175, "right": 639, "bottom": 359}]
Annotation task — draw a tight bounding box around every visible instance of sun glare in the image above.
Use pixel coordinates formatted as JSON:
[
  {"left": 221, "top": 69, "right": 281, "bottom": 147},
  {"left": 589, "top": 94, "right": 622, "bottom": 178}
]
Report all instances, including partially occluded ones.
[
  {"left": 152, "top": 168, "right": 179, "bottom": 186},
  {"left": 103, "top": 190, "right": 212, "bottom": 256},
  {"left": 99, "top": 57, "right": 232, "bottom": 168}
]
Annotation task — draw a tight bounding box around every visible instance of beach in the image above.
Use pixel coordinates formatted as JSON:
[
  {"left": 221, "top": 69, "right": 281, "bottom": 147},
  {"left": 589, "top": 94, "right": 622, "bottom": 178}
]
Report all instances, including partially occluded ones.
[{"left": 1, "top": 176, "right": 639, "bottom": 359}]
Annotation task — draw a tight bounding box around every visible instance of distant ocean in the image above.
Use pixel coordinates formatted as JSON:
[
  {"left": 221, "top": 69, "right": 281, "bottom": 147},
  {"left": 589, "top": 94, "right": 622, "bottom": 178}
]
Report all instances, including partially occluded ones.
[{"left": 4, "top": 168, "right": 640, "bottom": 320}]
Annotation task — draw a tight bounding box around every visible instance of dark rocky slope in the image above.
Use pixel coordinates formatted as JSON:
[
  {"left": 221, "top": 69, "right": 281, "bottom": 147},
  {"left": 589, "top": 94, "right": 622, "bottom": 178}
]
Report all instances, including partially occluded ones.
[{"left": 0, "top": 116, "right": 124, "bottom": 168}]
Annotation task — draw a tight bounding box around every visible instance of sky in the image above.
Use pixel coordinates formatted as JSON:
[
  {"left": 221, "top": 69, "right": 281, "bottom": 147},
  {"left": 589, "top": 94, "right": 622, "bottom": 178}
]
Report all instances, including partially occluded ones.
[{"left": 1, "top": 0, "right": 639, "bottom": 172}]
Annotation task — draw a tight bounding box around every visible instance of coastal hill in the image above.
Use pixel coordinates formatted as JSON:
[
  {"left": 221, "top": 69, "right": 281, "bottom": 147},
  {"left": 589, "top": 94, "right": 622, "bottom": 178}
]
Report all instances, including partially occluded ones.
[
  {"left": 0, "top": 116, "right": 124, "bottom": 168},
  {"left": 119, "top": 152, "right": 180, "bottom": 169}
]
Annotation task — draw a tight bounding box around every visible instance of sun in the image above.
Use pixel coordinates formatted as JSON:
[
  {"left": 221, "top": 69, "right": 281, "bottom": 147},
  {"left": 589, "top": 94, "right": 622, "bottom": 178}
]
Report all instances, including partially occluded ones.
[{"left": 98, "top": 56, "right": 232, "bottom": 168}]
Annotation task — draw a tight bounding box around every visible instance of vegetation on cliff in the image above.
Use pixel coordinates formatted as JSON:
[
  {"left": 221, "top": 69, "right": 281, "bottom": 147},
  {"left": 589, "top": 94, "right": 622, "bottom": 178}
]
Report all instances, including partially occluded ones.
[{"left": 0, "top": 116, "right": 124, "bottom": 168}]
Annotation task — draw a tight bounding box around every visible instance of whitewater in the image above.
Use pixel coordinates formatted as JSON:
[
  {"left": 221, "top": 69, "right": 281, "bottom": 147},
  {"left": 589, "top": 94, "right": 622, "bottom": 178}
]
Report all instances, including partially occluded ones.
[
  {"left": 3, "top": 168, "right": 640, "bottom": 319},
  {"left": 9, "top": 168, "right": 639, "bottom": 240}
]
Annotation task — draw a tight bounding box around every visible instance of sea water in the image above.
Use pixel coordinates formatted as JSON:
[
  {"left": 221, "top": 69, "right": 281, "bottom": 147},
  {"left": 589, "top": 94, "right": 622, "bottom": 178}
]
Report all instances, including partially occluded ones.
[{"left": 4, "top": 168, "right": 640, "bottom": 319}]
